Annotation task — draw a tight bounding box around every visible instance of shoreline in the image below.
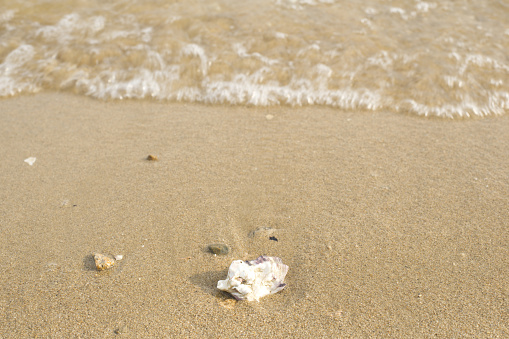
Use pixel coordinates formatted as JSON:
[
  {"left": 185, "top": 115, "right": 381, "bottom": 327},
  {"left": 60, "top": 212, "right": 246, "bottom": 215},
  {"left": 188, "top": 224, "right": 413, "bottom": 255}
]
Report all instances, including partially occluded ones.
[{"left": 1, "top": 93, "right": 508, "bottom": 337}]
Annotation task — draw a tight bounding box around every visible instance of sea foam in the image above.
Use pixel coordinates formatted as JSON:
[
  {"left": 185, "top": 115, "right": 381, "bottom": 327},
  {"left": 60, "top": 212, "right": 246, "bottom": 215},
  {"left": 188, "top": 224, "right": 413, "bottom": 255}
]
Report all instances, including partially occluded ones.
[{"left": 0, "top": 0, "right": 508, "bottom": 118}]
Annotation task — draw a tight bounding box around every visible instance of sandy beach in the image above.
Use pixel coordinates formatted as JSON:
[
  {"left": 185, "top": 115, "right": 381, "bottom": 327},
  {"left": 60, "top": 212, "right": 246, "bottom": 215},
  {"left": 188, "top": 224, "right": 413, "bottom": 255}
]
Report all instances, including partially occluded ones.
[{"left": 0, "top": 93, "right": 507, "bottom": 337}]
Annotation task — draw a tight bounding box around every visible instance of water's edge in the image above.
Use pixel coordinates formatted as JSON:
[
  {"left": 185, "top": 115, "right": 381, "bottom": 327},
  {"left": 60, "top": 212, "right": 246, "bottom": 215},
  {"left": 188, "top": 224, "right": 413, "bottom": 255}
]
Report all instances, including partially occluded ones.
[{"left": 1, "top": 0, "right": 508, "bottom": 118}]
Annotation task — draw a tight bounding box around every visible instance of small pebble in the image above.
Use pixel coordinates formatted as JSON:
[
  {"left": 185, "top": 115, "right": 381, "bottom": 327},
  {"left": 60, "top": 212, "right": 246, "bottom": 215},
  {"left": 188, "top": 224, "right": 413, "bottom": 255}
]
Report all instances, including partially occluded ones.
[
  {"left": 265, "top": 114, "right": 274, "bottom": 120},
  {"left": 269, "top": 236, "right": 278, "bottom": 242},
  {"left": 114, "top": 324, "right": 127, "bottom": 335},
  {"left": 114, "top": 254, "right": 123, "bottom": 261},
  {"left": 93, "top": 253, "right": 116, "bottom": 271},
  {"left": 146, "top": 154, "right": 158, "bottom": 161},
  {"left": 207, "top": 243, "right": 230, "bottom": 255}
]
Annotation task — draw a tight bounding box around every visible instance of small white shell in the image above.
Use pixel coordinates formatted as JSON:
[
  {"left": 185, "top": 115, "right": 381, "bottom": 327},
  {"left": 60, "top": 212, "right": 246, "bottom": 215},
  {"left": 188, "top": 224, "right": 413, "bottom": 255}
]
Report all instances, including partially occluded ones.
[
  {"left": 24, "top": 157, "right": 36, "bottom": 166},
  {"left": 217, "top": 256, "right": 289, "bottom": 301}
]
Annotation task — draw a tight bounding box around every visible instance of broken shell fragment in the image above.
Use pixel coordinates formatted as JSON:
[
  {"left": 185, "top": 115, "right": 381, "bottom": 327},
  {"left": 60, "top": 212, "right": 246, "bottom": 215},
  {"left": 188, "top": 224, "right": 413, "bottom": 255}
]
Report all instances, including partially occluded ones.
[
  {"left": 217, "top": 255, "right": 289, "bottom": 301},
  {"left": 146, "top": 155, "right": 158, "bottom": 161},
  {"left": 93, "top": 253, "right": 116, "bottom": 271},
  {"left": 24, "top": 157, "right": 36, "bottom": 166}
]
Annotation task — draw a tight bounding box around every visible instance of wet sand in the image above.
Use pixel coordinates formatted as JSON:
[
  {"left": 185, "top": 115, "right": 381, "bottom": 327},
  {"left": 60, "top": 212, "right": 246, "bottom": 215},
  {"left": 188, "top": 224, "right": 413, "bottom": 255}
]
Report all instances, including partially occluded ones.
[{"left": 0, "top": 93, "right": 508, "bottom": 337}]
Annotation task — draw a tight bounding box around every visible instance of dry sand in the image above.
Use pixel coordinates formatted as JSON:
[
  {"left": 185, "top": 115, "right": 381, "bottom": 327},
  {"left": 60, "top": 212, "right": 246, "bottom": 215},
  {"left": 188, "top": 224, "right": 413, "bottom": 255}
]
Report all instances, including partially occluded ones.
[{"left": 0, "top": 93, "right": 508, "bottom": 337}]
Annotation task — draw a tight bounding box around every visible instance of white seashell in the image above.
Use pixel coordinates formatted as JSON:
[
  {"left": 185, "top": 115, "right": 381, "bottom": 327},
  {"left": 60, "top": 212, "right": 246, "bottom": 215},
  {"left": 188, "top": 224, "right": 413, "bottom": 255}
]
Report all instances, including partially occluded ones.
[
  {"left": 24, "top": 157, "right": 36, "bottom": 166},
  {"left": 217, "top": 255, "right": 288, "bottom": 301}
]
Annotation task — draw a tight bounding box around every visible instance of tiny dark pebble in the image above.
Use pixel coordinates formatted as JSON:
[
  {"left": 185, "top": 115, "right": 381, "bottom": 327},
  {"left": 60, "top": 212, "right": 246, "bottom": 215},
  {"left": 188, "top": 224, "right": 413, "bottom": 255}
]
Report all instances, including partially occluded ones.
[
  {"left": 114, "top": 325, "right": 127, "bottom": 335},
  {"left": 146, "top": 154, "right": 158, "bottom": 161},
  {"left": 269, "top": 236, "right": 278, "bottom": 242},
  {"left": 207, "top": 243, "right": 230, "bottom": 255}
]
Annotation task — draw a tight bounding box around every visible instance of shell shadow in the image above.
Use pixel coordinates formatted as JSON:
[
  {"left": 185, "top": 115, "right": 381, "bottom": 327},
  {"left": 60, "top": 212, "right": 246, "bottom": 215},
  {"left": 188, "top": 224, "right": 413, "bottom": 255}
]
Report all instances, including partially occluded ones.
[
  {"left": 83, "top": 254, "right": 97, "bottom": 271},
  {"left": 189, "top": 269, "right": 232, "bottom": 300}
]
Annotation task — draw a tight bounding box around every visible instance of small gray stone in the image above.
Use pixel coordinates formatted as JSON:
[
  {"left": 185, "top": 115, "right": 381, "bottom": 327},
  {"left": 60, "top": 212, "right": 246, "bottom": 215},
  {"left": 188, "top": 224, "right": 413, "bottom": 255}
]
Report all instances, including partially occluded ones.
[{"left": 207, "top": 243, "right": 229, "bottom": 255}]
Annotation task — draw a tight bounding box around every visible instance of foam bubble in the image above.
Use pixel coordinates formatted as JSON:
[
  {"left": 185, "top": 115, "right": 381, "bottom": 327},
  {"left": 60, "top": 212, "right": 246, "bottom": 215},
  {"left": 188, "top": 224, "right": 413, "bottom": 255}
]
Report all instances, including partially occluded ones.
[
  {"left": 415, "top": 2, "right": 437, "bottom": 13},
  {"left": 0, "top": 45, "right": 40, "bottom": 97}
]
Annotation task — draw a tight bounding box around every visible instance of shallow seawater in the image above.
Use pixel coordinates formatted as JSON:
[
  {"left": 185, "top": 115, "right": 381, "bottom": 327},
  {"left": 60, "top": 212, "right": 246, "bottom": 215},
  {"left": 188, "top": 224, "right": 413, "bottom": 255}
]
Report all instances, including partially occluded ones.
[{"left": 1, "top": 0, "right": 508, "bottom": 118}]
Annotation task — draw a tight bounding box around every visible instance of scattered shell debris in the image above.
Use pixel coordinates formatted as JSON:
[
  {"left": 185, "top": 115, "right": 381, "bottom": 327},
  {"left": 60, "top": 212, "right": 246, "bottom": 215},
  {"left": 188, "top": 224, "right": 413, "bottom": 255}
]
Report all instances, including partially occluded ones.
[
  {"left": 217, "top": 255, "right": 289, "bottom": 301},
  {"left": 93, "top": 253, "right": 116, "bottom": 271},
  {"left": 207, "top": 243, "right": 230, "bottom": 255},
  {"left": 60, "top": 199, "right": 78, "bottom": 208},
  {"left": 24, "top": 157, "right": 36, "bottom": 166},
  {"left": 248, "top": 226, "right": 280, "bottom": 238},
  {"left": 146, "top": 154, "right": 158, "bottom": 161}
]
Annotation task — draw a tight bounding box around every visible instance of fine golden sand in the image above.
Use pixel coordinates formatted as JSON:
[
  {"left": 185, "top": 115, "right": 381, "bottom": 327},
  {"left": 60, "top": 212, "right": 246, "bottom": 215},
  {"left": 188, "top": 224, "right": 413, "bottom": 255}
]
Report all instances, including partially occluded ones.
[{"left": 0, "top": 93, "right": 508, "bottom": 337}]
